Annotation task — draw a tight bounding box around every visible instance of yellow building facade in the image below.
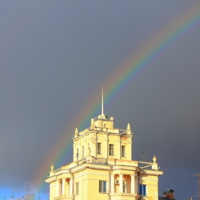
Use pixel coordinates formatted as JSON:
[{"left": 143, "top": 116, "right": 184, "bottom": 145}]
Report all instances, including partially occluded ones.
[{"left": 46, "top": 110, "right": 163, "bottom": 200}]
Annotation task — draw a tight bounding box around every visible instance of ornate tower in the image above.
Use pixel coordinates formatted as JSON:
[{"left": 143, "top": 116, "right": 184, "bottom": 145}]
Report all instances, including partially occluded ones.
[{"left": 46, "top": 92, "right": 163, "bottom": 200}]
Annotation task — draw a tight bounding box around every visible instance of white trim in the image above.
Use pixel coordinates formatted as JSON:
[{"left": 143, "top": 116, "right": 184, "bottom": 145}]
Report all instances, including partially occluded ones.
[
  {"left": 140, "top": 177, "right": 158, "bottom": 181},
  {"left": 74, "top": 172, "right": 109, "bottom": 178},
  {"left": 49, "top": 184, "right": 56, "bottom": 188}
]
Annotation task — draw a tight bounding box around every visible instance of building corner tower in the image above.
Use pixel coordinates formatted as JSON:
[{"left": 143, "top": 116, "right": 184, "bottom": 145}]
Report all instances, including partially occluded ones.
[{"left": 46, "top": 95, "right": 163, "bottom": 200}]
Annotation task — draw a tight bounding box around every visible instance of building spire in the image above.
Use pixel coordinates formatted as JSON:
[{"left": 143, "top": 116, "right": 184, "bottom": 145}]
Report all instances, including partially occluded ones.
[{"left": 101, "top": 86, "right": 105, "bottom": 118}]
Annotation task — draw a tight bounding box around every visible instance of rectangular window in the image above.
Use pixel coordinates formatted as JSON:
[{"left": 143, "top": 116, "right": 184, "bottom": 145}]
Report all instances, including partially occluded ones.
[
  {"left": 77, "top": 148, "right": 79, "bottom": 159},
  {"left": 82, "top": 146, "right": 84, "bottom": 158},
  {"left": 122, "top": 146, "right": 125, "bottom": 157},
  {"left": 99, "top": 180, "right": 107, "bottom": 193},
  {"left": 97, "top": 143, "right": 101, "bottom": 154},
  {"left": 139, "top": 185, "right": 146, "bottom": 196},
  {"left": 76, "top": 182, "right": 79, "bottom": 195},
  {"left": 109, "top": 144, "right": 114, "bottom": 156}
]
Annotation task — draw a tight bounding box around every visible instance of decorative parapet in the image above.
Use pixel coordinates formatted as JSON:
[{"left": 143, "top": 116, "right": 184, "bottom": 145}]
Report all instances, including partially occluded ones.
[
  {"left": 76, "top": 156, "right": 107, "bottom": 165},
  {"left": 108, "top": 158, "right": 138, "bottom": 166},
  {"left": 138, "top": 156, "right": 159, "bottom": 170},
  {"left": 140, "top": 169, "right": 163, "bottom": 176}
]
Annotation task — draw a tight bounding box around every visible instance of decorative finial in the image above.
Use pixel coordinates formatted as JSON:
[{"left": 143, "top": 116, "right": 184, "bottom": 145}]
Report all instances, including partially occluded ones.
[
  {"left": 91, "top": 118, "right": 95, "bottom": 129},
  {"left": 153, "top": 155, "right": 157, "bottom": 163},
  {"left": 127, "top": 123, "right": 131, "bottom": 134},
  {"left": 101, "top": 86, "right": 105, "bottom": 118},
  {"left": 75, "top": 127, "right": 78, "bottom": 135},
  {"left": 51, "top": 164, "right": 54, "bottom": 172}
]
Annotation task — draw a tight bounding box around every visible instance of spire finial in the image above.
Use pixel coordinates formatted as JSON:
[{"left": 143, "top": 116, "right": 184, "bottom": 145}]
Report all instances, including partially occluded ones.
[
  {"left": 127, "top": 123, "right": 131, "bottom": 134},
  {"left": 75, "top": 127, "right": 78, "bottom": 136},
  {"left": 101, "top": 86, "right": 105, "bottom": 117},
  {"left": 50, "top": 164, "right": 54, "bottom": 172}
]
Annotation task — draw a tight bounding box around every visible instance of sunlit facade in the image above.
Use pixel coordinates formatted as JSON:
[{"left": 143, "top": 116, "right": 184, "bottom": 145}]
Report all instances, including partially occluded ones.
[{"left": 46, "top": 111, "right": 163, "bottom": 200}]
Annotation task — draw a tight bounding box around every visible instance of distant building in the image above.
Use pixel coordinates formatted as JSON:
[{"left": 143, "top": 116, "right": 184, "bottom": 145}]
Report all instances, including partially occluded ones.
[{"left": 46, "top": 95, "right": 163, "bottom": 200}]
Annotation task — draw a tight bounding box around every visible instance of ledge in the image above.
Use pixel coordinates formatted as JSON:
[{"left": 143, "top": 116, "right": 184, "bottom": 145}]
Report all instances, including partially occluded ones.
[{"left": 110, "top": 193, "right": 138, "bottom": 197}]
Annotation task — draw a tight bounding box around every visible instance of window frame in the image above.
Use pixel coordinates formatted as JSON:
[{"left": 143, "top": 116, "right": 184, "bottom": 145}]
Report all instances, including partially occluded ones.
[
  {"left": 77, "top": 148, "right": 79, "bottom": 159},
  {"left": 99, "top": 180, "right": 107, "bottom": 193},
  {"left": 139, "top": 185, "right": 147, "bottom": 196},
  {"left": 122, "top": 145, "right": 125, "bottom": 157},
  {"left": 97, "top": 143, "right": 101, "bottom": 155},
  {"left": 109, "top": 144, "right": 114, "bottom": 156}
]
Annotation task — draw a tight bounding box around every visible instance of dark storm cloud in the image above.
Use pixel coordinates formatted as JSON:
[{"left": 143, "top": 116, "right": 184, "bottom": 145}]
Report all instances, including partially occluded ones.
[{"left": 0, "top": 1, "right": 199, "bottom": 199}]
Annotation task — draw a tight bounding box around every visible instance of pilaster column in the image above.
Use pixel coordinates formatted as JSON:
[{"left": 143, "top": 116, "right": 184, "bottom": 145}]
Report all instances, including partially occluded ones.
[
  {"left": 111, "top": 174, "right": 115, "bottom": 193},
  {"left": 74, "top": 145, "right": 77, "bottom": 162},
  {"left": 56, "top": 180, "right": 60, "bottom": 196},
  {"left": 70, "top": 177, "right": 73, "bottom": 196},
  {"left": 131, "top": 175, "right": 135, "bottom": 194},
  {"left": 106, "top": 135, "right": 109, "bottom": 158},
  {"left": 119, "top": 174, "right": 123, "bottom": 193},
  {"left": 117, "top": 139, "right": 121, "bottom": 160},
  {"left": 62, "top": 178, "right": 66, "bottom": 195},
  {"left": 135, "top": 176, "right": 138, "bottom": 194}
]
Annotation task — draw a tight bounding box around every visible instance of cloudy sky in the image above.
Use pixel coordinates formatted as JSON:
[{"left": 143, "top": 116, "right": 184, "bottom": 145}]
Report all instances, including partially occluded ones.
[{"left": 0, "top": 1, "right": 200, "bottom": 199}]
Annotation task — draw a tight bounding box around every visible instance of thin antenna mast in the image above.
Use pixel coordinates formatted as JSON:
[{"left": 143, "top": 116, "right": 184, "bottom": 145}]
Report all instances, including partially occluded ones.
[
  {"left": 11, "top": 191, "right": 14, "bottom": 200},
  {"left": 141, "top": 150, "right": 149, "bottom": 162},
  {"left": 101, "top": 86, "right": 105, "bottom": 117},
  {"left": 26, "top": 183, "right": 30, "bottom": 200},
  {"left": 194, "top": 173, "right": 200, "bottom": 200}
]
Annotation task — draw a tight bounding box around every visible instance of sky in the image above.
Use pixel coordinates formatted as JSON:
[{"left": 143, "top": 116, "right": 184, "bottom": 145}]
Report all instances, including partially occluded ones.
[{"left": 0, "top": 1, "right": 200, "bottom": 199}]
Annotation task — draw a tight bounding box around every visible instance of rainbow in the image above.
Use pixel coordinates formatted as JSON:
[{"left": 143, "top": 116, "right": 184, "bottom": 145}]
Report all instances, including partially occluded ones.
[{"left": 34, "top": 2, "right": 200, "bottom": 195}]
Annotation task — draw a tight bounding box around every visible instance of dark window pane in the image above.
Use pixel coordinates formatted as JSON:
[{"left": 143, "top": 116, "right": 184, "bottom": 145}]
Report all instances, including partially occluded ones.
[
  {"left": 122, "top": 146, "right": 125, "bottom": 157},
  {"left": 139, "top": 185, "right": 143, "bottom": 195},
  {"left": 99, "top": 181, "right": 102, "bottom": 192},
  {"left": 103, "top": 181, "right": 106, "bottom": 192},
  {"left": 98, "top": 143, "right": 101, "bottom": 154},
  {"left": 143, "top": 185, "right": 146, "bottom": 196},
  {"left": 139, "top": 185, "right": 146, "bottom": 196},
  {"left": 109, "top": 144, "right": 114, "bottom": 156},
  {"left": 99, "top": 181, "right": 107, "bottom": 193}
]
